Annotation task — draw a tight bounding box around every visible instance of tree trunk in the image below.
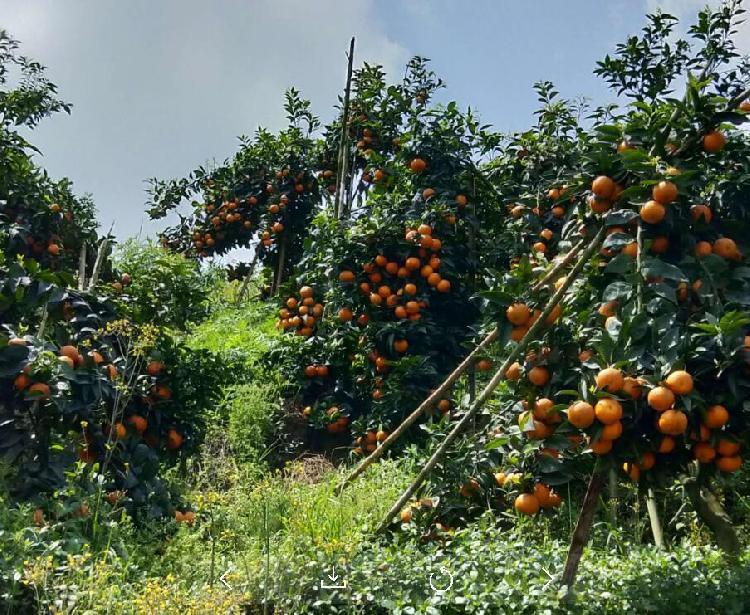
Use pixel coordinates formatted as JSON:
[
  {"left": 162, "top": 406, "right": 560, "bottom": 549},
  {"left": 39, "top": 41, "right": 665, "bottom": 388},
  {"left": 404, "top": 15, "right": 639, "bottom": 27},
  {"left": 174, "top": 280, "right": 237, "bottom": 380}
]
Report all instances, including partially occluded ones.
[
  {"left": 685, "top": 476, "right": 740, "bottom": 556},
  {"left": 561, "top": 471, "right": 605, "bottom": 589},
  {"left": 646, "top": 488, "right": 664, "bottom": 549}
]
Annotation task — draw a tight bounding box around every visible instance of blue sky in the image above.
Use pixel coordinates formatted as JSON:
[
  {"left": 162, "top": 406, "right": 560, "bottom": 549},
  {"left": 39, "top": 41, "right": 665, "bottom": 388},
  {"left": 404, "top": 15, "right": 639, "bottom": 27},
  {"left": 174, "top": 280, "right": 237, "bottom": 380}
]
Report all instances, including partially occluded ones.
[{"left": 3, "top": 1, "right": 746, "bottom": 246}]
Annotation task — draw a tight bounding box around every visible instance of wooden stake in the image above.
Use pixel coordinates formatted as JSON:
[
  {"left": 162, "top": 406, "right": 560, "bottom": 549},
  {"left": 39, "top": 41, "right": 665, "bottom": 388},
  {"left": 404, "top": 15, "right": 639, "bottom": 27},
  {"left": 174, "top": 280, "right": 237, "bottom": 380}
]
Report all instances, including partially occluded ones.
[
  {"left": 334, "top": 37, "right": 355, "bottom": 220},
  {"left": 87, "top": 237, "right": 110, "bottom": 291},
  {"left": 375, "top": 227, "right": 606, "bottom": 531},
  {"left": 561, "top": 471, "right": 605, "bottom": 588},
  {"left": 336, "top": 236, "right": 589, "bottom": 495},
  {"left": 77, "top": 244, "right": 87, "bottom": 291},
  {"left": 636, "top": 221, "right": 665, "bottom": 548}
]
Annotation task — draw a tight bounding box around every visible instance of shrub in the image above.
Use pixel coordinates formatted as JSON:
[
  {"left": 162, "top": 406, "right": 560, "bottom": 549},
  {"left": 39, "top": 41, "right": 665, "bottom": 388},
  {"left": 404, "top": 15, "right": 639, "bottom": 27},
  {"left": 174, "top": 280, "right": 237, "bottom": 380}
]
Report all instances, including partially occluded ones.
[{"left": 112, "top": 239, "right": 222, "bottom": 330}]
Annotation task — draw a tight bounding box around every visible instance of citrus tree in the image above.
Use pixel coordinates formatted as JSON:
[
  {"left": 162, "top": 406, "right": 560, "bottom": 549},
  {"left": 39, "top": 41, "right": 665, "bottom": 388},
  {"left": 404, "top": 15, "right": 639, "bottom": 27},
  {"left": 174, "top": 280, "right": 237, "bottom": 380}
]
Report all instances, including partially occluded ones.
[
  {"left": 148, "top": 89, "right": 322, "bottom": 293},
  {"left": 385, "top": 4, "right": 750, "bottom": 575},
  {"left": 0, "top": 30, "right": 222, "bottom": 522},
  {"left": 267, "top": 57, "right": 504, "bottom": 452}
]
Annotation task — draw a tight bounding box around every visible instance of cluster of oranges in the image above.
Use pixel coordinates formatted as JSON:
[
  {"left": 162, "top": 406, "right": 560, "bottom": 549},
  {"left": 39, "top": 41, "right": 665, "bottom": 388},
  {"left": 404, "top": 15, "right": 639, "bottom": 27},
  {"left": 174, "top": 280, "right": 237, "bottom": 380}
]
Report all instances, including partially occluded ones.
[
  {"left": 554, "top": 366, "right": 741, "bottom": 476},
  {"left": 510, "top": 483, "right": 562, "bottom": 516},
  {"left": 277, "top": 285, "right": 324, "bottom": 337},
  {"left": 353, "top": 428, "right": 389, "bottom": 454},
  {"left": 505, "top": 301, "right": 562, "bottom": 343},
  {"left": 337, "top": 222, "right": 452, "bottom": 322},
  {"left": 186, "top": 167, "right": 314, "bottom": 257}
]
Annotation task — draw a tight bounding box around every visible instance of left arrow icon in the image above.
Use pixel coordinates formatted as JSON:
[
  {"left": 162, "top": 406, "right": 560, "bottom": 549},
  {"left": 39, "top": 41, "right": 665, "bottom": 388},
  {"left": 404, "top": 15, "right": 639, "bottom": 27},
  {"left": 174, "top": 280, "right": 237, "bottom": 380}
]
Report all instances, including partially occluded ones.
[{"left": 220, "top": 570, "right": 232, "bottom": 589}]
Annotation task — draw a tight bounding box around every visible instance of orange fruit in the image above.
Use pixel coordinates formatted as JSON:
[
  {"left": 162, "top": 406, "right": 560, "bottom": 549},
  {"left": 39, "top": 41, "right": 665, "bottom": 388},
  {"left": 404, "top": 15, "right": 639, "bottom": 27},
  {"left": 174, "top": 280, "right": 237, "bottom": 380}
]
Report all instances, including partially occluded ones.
[
  {"left": 703, "top": 130, "right": 726, "bottom": 153},
  {"left": 717, "top": 438, "right": 740, "bottom": 457},
  {"left": 510, "top": 326, "right": 528, "bottom": 342},
  {"left": 647, "top": 386, "right": 675, "bottom": 412},
  {"left": 455, "top": 194, "right": 468, "bottom": 207},
  {"left": 694, "top": 241, "right": 713, "bottom": 256},
  {"left": 568, "top": 401, "right": 595, "bottom": 429},
  {"left": 166, "top": 429, "right": 184, "bottom": 450},
  {"left": 129, "top": 415, "right": 148, "bottom": 433},
  {"left": 594, "top": 399, "right": 622, "bottom": 425},
  {"left": 588, "top": 195, "right": 611, "bottom": 214},
  {"left": 533, "top": 398, "right": 555, "bottom": 421},
  {"left": 533, "top": 483, "right": 553, "bottom": 508},
  {"left": 506, "top": 302, "right": 530, "bottom": 326},
  {"left": 595, "top": 367, "right": 624, "bottom": 393},
  {"left": 528, "top": 366, "right": 550, "bottom": 386},
  {"left": 601, "top": 420, "right": 623, "bottom": 440},
  {"left": 652, "top": 181, "right": 678, "bottom": 204},
  {"left": 591, "top": 439, "right": 613, "bottom": 455},
  {"left": 476, "top": 359, "right": 492, "bottom": 372},
  {"left": 338, "top": 307, "right": 353, "bottom": 322},
  {"left": 437, "top": 279, "right": 451, "bottom": 293},
  {"left": 494, "top": 472, "right": 507, "bottom": 487},
  {"left": 147, "top": 361, "right": 164, "bottom": 376},
  {"left": 640, "top": 451, "right": 656, "bottom": 470},
  {"left": 658, "top": 409, "right": 688, "bottom": 435},
  {"left": 394, "top": 339, "right": 409, "bottom": 353},
  {"left": 693, "top": 442, "right": 716, "bottom": 463},
  {"left": 704, "top": 404, "right": 729, "bottom": 428},
  {"left": 665, "top": 370, "right": 693, "bottom": 395},
  {"left": 316, "top": 365, "right": 329, "bottom": 378},
  {"left": 592, "top": 175, "right": 616, "bottom": 199},
  {"left": 338, "top": 270, "right": 355, "bottom": 283},
  {"left": 506, "top": 362, "right": 522, "bottom": 381},
  {"left": 14, "top": 373, "right": 30, "bottom": 391},
  {"left": 716, "top": 455, "right": 742, "bottom": 472},
  {"left": 640, "top": 200, "right": 665, "bottom": 224},
  {"left": 114, "top": 423, "right": 127, "bottom": 439},
  {"left": 409, "top": 158, "right": 427, "bottom": 173},
  {"left": 690, "top": 204, "right": 712, "bottom": 224},
  {"left": 400, "top": 508, "right": 413, "bottom": 523},
  {"left": 514, "top": 493, "right": 540, "bottom": 515},
  {"left": 650, "top": 236, "right": 669, "bottom": 254},
  {"left": 622, "top": 376, "right": 644, "bottom": 400},
  {"left": 658, "top": 436, "right": 676, "bottom": 454},
  {"left": 623, "top": 461, "right": 640, "bottom": 481},
  {"left": 28, "top": 382, "right": 50, "bottom": 398},
  {"left": 713, "top": 237, "right": 741, "bottom": 260}
]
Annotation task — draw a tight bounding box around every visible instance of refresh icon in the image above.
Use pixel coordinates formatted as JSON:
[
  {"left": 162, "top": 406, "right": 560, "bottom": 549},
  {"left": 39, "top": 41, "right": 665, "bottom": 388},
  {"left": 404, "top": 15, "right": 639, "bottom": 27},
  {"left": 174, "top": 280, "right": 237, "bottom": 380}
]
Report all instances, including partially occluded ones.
[{"left": 428, "top": 566, "right": 454, "bottom": 594}]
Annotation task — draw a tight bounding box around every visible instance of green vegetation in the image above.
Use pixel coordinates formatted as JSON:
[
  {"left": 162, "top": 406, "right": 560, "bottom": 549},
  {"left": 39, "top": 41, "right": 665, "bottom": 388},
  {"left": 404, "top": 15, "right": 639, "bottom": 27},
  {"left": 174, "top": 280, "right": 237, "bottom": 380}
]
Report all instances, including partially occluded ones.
[{"left": 3, "top": 3, "right": 750, "bottom": 614}]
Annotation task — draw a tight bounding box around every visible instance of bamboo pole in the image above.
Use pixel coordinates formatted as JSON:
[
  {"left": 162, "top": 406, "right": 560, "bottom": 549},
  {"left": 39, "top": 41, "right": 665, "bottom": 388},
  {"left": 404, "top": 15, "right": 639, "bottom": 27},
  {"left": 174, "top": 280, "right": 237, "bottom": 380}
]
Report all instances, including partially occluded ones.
[
  {"left": 336, "top": 236, "right": 589, "bottom": 495},
  {"left": 334, "top": 37, "right": 355, "bottom": 220},
  {"left": 376, "top": 226, "right": 606, "bottom": 531}
]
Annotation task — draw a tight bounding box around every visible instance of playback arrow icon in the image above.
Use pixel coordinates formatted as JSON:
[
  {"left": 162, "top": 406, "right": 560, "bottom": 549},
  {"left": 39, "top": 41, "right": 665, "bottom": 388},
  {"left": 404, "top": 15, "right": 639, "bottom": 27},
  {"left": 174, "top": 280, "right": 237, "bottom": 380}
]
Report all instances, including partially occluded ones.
[
  {"left": 320, "top": 565, "right": 348, "bottom": 589},
  {"left": 220, "top": 569, "right": 232, "bottom": 589}
]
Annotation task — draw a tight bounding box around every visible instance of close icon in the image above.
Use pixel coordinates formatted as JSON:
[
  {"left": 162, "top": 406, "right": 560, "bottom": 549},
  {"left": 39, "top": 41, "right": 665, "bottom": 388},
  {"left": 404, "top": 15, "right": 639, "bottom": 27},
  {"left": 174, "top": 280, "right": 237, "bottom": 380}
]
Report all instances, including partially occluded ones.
[{"left": 429, "top": 566, "right": 453, "bottom": 594}]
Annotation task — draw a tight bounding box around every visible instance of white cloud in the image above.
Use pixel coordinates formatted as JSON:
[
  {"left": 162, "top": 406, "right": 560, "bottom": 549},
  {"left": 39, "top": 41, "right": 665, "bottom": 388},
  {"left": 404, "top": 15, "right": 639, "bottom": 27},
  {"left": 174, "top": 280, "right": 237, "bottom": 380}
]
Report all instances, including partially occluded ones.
[{"left": 1, "top": 0, "right": 408, "bottom": 240}]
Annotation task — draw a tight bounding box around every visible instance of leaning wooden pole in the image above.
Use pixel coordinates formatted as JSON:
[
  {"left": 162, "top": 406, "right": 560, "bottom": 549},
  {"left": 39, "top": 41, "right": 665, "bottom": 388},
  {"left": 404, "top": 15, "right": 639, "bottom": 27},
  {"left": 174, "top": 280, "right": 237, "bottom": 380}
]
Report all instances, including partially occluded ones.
[
  {"left": 561, "top": 470, "right": 606, "bottom": 588},
  {"left": 336, "top": 235, "right": 589, "bottom": 495},
  {"left": 334, "top": 37, "right": 355, "bottom": 220},
  {"left": 336, "top": 327, "right": 499, "bottom": 494},
  {"left": 376, "top": 226, "right": 606, "bottom": 532}
]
